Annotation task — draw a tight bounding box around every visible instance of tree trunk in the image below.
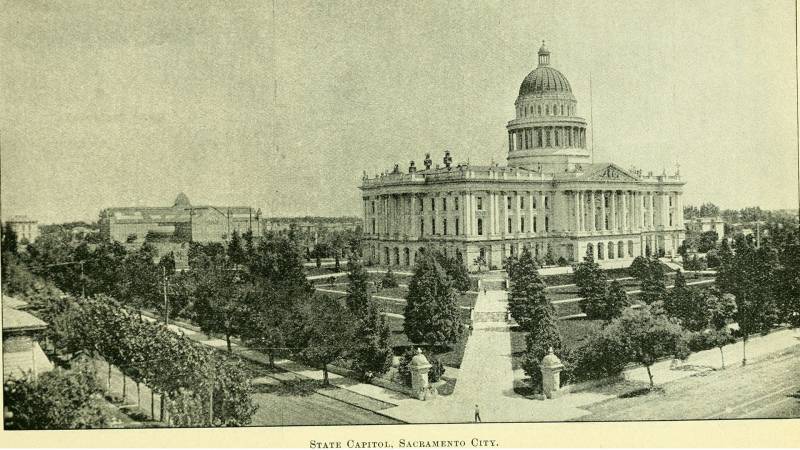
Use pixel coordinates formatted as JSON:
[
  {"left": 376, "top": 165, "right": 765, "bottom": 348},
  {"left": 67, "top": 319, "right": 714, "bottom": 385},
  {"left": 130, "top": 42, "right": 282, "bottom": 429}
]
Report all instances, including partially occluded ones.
[
  {"left": 150, "top": 391, "right": 155, "bottom": 420},
  {"left": 122, "top": 374, "right": 127, "bottom": 401},
  {"left": 160, "top": 393, "right": 165, "bottom": 422},
  {"left": 107, "top": 363, "right": 112, "bottom": 392},
  {"left": 322, "top": 364, "right": 329, "bottom": 386},
  {"left": 646, "top": 365, "right": 654, "bottom": 389},
  {"left": 226, "top": 334, "right": 232, "bottom": 352},
  {"left": 137, "top": 383, "right": 141, "bottom": 407},
  {"left": 719, "top": 346, "right": 726, "bottom": 369},
  {"left": 742, "top": 336, "right": 748, "bottom": 366},
  {"left": 268, "top": 351, "right": 275, "bottom": 369}
]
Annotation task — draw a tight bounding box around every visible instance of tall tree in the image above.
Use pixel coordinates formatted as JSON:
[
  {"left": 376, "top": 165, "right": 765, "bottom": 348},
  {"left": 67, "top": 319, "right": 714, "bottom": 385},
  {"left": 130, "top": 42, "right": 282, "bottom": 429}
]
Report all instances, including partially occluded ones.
[
  {"left": 434, "top": 250, "right": 470, "bottom": 294},
  {"left": 345, "top": 256, "right": 371, "bottom": 315},
  {"left": 227, "top": 230, "right": 246, "bottom": 266},
  {"left": 351, "top": 303, "right": 393, "bottom": 381},
  {"left": 507, "top": 249, "right": 550, "bottom": 329},
  {"left": 604, "top": 306, "right": 687, "bottom": 389},
  {"left": 403, "top": 253, "right": 463, "bottom": 346},
  {"left": 639, "top": 257, "right": 667, "bottom": 304},
  {"left": 574, "top": 247, "right": 608, "bottom": 319},
  {"left": 193, "top": 257, "right": 251, "bottom": 352},
  {"left": 2, "top": 221, "right": 19, "bottom": 255},
  {"left": 295, "top": 295, "right": 357, "bottom": 385},
  {"left": 704, "top": 293, "right": 737, "bottom": 369},
  {"left": 603, "top": 279, "right": 629, "bottom": 321},
  {"left": 520, "top": 303, "right": 563, "bottom": 391},
  {"left": 775, "top": 232, "right": 800, "bottom": 328}
]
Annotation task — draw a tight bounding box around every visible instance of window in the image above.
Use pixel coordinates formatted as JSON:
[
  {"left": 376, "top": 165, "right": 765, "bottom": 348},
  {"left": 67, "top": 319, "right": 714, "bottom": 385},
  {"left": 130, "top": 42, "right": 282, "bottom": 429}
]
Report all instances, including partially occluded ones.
[
  {"left": 533, "top": 197, "right": 537, "bottom": 209},
  {"left": 533, "top": 216, "right": 537, "bottom": 232},
  {"left": 546, "top": 105, "right": 550, "bottom": 115},
  {"left": 371, "top": 201, "right": 375, "bottom": 213},
  {"left": 477, "top": 197, "right": 483, "bottom": 210},
  {"left": 420, "top": 219, "right": 424, "bottom": 236},
  {"left": 520, "top": 197, "right": 525, "bottom": 209},
  {"left": 544, "top": 196, "right": 549, "bottom": 209},
  {"left": 432, "top": 218, "right": 436, "bottom": 235},
  {"left": 455, "top": 218, "right": 460, "bottom": 235},
  {"left": 508, "top": 218, "right": 512, "bottom": 233},
  {"left": 371, "top": 218, "right": 376, "bottom": 234},
  {"left": 443, "top": 218, "right": 448, "bottom": 235},
  {"left": 507, "top": 196, "right": 512, "bottom": 209},
  {"left": 561, "top": 104, "right": 565, "bottom": 115},
  {"left": 477, "top": 218, "right": 483, "bottom": 235},
  {"left": 521, "top": 217, "right": 526, "bottom": 233},
  {"left": 454, "top": 197, "right": 459, "bottom": 210},
  {"left": 553, "top": 104, "right": 557, "bottom": 115},
  {"left": 669, "top": 196, "right": 673, "bottom": 207},
  {"left": 554, "top": 130, "right": 559, "bottom": 146},
  {"left": 669, "top": 213, "right": 673, "bottom": 227},
  {"left": 442, "top": 198, "right": 447, "bottom": 211},
  {"left": 545, "top": 216, "right": 550, "bottom": 232},
  {"left": 431, "top": 198, "right": 435, "bottom": 211},
  {"left": 537, "top": 129, "right": 543, "bottom": 147}
]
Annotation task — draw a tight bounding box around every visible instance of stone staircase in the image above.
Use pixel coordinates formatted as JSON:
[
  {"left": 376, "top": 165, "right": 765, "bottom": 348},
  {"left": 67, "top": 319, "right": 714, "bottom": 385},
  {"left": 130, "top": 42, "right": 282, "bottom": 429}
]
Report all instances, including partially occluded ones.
[{"left": 472, "top": 310, "right": 508, "bottom": 323}]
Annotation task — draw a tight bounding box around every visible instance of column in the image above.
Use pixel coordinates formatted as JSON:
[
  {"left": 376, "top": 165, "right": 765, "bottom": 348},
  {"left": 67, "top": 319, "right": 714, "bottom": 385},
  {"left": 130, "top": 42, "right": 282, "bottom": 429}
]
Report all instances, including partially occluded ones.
[
  {"left": 579, "top": 191, "right": 585, "bottom": 231},
  {"left": 621, "top": 191, "right": 628, "bottom": 233},
  {"left": 648, "top": 192, "right": 655, "bottom": 230},
  {"left": 513, "top": 191, "right": 521, "bottom": 235},
  {"left": 589, "top": 191, "right": 596, "bottom": 232},
  {"left": 600, "top": 191, "right": 607, "bottom": 231},
  {"left": 490, "top": 192, "right": 497, "bottom": 235},
  {"left": 528, "top": 191, "right": 535, "bottom": 236},
  {"left": 538, "top": 191, "right": 546, "bottom": 234},
  {"left": 610, "top": 191, "right": 617, "bottom": 232},
  {"left": 573, "top": 192, "right": 580, "bottom": 232}
]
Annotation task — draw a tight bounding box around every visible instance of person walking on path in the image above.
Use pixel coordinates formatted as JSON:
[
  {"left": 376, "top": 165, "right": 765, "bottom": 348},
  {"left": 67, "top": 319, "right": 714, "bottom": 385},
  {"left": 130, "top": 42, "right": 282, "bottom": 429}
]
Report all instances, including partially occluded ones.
[{"left": 474, "top": 404, "right": 481, "bottom": 423}]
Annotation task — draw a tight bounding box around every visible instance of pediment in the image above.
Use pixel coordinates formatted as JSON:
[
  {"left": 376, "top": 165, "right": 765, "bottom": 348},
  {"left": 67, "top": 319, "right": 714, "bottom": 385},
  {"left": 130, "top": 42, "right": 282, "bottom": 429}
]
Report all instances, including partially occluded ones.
[{"left": 585, "top": 163, "right": 639, "bottom": 182}]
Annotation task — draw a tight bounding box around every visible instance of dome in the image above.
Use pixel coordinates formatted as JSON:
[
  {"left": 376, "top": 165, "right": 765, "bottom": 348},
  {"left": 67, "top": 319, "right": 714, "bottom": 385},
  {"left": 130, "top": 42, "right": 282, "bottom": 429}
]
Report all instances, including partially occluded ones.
[
  {"left": 173, "top": 192, "right": 191, "bottom": 208},
  {"left": 518, "top": 42, "right": 572, "bottom": 96}
]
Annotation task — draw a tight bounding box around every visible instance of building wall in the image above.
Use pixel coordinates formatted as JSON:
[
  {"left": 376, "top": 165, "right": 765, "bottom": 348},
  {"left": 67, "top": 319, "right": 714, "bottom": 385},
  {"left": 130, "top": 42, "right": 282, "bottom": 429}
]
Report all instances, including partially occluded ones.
[{"left": 7, "top": 220, "right": 39, "bottom": 243}]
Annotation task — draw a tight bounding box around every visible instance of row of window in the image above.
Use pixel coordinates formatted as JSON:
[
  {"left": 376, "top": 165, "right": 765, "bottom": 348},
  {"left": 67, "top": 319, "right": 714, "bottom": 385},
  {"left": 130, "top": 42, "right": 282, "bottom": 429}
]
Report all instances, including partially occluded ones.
[
  {"left": 371, "top": 215, "right": 551, "bottom": 236},
  {"left": 369, "top": 194, "right": 551, "bottom": 214},
  {"left": 509, "top": 126, "right": 586, "bottom": 150},
  {"left": 518, "top": 102, "right": 574, "bottom": 118}
]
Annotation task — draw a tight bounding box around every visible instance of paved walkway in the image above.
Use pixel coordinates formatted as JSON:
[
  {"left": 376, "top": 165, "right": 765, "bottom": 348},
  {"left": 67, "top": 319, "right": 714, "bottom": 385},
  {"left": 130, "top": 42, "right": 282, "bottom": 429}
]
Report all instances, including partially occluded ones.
[{"left": 379, "top": 290, "right": 603, "bottom": 423}]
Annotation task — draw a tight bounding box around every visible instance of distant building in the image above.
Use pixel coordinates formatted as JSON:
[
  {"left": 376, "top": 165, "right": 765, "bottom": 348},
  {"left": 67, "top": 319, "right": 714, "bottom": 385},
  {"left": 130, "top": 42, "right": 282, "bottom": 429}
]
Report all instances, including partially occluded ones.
[
  {"left": 99, "top": 192, "right": 263, "bottom": 245},
  {"left": 2, "top": 297, "right": 53, "bottom": 380},
  {"left": 262, "top": 216, "right": 362, "bottom": 253},
  {"left": 4, "top": 215, "right": 39, "bottom": 244},
  {"left": 684, "top": 216, "right": 725, "bottom": 240}
]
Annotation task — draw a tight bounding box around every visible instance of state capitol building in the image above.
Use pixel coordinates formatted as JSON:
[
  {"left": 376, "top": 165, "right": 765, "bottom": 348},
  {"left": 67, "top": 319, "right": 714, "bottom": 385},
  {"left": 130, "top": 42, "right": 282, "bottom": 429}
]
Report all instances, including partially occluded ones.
[{"left": 360, "top": 44, "right": 685, "bottom": 271}]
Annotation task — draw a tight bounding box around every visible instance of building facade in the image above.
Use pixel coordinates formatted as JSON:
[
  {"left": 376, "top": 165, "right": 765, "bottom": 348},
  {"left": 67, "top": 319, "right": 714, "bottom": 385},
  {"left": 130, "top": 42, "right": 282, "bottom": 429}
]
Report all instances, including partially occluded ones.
[
  {"left": 4, "top": 215, "right": 39, "bottom": 244},
  {"left": 360, "top": 44, "right": 685, "bottom": 271},
  {"left": 685, "top": 216, "right": 725, "bottom": 241},
  {"left": 99, "top": 193, "right": 263, "bottom": 245}
]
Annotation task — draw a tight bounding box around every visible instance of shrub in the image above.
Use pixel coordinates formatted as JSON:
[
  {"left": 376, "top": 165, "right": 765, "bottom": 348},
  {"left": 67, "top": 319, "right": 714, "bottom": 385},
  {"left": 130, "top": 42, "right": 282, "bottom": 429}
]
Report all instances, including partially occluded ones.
[
  {"left": 557, "top": 256, "right": 569, "bottom": 267},
  {"left": 381, "top": 269, "right": 398, "bottom": 288}
]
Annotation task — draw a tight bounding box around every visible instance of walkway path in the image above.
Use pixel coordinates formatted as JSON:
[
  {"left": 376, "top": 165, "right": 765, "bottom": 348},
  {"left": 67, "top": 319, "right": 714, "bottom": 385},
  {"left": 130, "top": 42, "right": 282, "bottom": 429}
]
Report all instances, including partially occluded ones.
[{"left": 379, "top": 290, "right": 605, "bottom": 423}]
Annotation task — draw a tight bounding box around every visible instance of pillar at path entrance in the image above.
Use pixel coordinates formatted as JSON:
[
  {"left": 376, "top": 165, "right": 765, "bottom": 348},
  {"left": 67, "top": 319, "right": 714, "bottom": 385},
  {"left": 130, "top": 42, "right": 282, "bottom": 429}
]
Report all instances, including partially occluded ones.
[
  {"left": 540, "top": 347, "right": 565, "bottom": 399},
  {"left": 410, "top": 348, "right": 433, "bottom": 400}
]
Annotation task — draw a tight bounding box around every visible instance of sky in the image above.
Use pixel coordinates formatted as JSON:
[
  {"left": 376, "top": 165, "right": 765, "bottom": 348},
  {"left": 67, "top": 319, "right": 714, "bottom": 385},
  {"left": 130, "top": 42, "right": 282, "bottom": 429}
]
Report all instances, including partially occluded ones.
[{"left": 1, "top": 0, "right": 797, "bottom": 224}]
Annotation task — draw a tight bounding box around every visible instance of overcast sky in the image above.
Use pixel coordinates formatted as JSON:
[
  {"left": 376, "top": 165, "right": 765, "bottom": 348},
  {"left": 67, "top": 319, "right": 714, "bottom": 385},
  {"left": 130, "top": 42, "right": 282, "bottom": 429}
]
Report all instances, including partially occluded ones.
[{"left": 1, "top": 0, "right": 797, "bottom": 224}]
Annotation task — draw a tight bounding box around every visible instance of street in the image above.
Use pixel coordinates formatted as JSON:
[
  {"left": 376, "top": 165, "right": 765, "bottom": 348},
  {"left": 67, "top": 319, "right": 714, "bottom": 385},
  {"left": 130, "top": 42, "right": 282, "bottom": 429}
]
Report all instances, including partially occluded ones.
[{"left": 578, "top": 342, "right": 800, "bottom": 421}]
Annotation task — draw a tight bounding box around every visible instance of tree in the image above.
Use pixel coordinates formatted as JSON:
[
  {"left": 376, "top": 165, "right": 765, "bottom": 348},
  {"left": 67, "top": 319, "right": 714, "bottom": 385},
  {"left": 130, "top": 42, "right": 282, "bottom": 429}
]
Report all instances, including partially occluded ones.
[
  {"left": 2, "top": 221, "right": 19, "bottom": 255},
  {"left": 507, "top": 249, "right": 550, "bottom": 329},
  {"left": 699, "top": 202, "right": 720, "bottom": 217},
  {"left": 193, "top": 257, "right": 251, "bottom": 352},
  {"left": 629, "top": 256, "right": 650, "bottom": 282},
  {"left": 350, "top": 303, "right": 393, "bottom": 381},
  {"left": 704, "top": 293, "right": 737, "bottom": 369},
  {"left": 639, "top": 258, "right": 667, "bottom": 305},
  {"left": 775, "top": 233, "right": 800, "bottom": 328},
  {"left": 404, "top": 253, "right": 463, "bottom": 346},
  {"left": 381, "top": 268, "right": 398, "bottom": 288},
  {"left": 574, "top": 247, "right": 608, "bottom": 319},
  {"left": 227, "top": 230, "right": 247, "bottom": 267},
  {"left": 662, "top": 272, "right": 707, "bottom": 332},
  {"left": 295, "top": 295, "right": 357, "bottom": 385},
  {"left": 719, "top": 239, "right": 779, "bottom": 365},
  {"left": 434, "top": 250, "right": 470, "bottom": 294},
  {"left": 604, "top": 306, "right": 687, "bottom": 389},
  {"left": 520, "top": 303, "right": 562, "bottom": 391},
  {"left": 473, "top": 254, "right": 487, "bottom": 272},
  {"left": 4, "top": 365, "right": 109, "bottom": 430},
  {"left": 698, "top": 231, "right": 719, "bottom": 253},
  {"left": 603, "top": 280, "right": 629, "bottom": 321},
  {"left": 346, "top": 256, "right": 371, "bottom": 315}
]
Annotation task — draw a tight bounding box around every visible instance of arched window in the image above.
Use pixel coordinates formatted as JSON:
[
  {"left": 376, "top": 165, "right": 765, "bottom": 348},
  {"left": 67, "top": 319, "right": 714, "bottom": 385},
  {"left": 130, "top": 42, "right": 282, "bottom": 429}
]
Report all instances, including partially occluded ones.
[
  {"left": 554, "top": 129, "right": 560, "bottom": 147},
  {"left": 553, "top": 104, "right": 558, "bottom": 115},
  {"left": 561, "top": 104, "right": 565, "bottom": 115},
  {"left": 537, "top": 129, "right": 543, "bottom": 147},
  {"left": 443, "top": 218, "right": 448, "bottom": 235},
  {"left": 404, "top": 248, "right": 410, "bottom": 266},
  {"left": 533, "top": 216, "right": 537, "bottom": 232},
  {"left": 628, "top": 240, "right": 634, "bottom": 257},
  {"left": 608, "top": 242, "right": 615, "bottom": 259},
  {"left": 546, "top": 105, "right": 550, "bottom": 115},
  {"left": 618, "top": 241, "right": 624, "bottom": 258},
  {"left": 537, "top": 105, "right": 542, "bottom": 115},
  {"left": 597, "top": 243, "right": 605, "bottom": 260},
  {"left": 587, "top": 243, "right": 594, "bottom": 259},
  {"left": 477, "top": 218, "right": 483, "bottom": 236},
  {"left": 545, "top": 216, "right": 550, "bottom": 232},
  {"left": 521, "top": 217, "right": 526, "bottom": 233}
]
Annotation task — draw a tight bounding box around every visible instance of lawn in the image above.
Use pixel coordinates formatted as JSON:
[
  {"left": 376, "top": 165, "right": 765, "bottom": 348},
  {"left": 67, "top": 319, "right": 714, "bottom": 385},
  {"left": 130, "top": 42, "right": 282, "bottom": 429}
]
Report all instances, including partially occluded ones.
[{"left": 509, "top": 318, "right": 605, "bottom": 370}]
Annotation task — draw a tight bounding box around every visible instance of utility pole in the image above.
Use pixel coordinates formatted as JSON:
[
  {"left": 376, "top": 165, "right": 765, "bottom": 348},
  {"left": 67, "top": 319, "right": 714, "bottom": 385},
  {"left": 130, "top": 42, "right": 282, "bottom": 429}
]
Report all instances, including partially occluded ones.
[{"left": 162, "top": 266, "right": 169, "bottom": 326}]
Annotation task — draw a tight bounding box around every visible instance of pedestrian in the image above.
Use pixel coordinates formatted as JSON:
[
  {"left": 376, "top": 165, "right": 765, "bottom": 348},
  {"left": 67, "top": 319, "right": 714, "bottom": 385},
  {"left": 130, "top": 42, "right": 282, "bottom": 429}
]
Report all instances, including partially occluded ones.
[
  {"left": 483, "top": 287, "right": 487, "bottom": 295},
  {"left": 474, "top": 404, "right": 481, "bottom": 423}
]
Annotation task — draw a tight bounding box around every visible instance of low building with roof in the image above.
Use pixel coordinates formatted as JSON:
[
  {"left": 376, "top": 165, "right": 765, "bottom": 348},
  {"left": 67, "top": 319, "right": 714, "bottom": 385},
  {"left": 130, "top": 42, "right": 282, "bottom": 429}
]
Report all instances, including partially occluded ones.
[
  {"left": 4, "top": 215, "right": 39, "bottom": 244},
  {"left": 2, "top": 305, "right": 53, "bottom": 380},
  {"left": 99, "top": 192, "right": 263, "bottom": 245},
  {"left": 684, "top": 216, "right": 725, "bottom": 240}
]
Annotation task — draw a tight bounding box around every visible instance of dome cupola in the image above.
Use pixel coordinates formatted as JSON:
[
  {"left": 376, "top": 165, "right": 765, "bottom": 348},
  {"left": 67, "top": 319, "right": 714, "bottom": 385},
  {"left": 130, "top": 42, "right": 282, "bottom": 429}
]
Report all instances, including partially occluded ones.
[{"left": 518, "top": 42, "right": 573, "bottom": 96}]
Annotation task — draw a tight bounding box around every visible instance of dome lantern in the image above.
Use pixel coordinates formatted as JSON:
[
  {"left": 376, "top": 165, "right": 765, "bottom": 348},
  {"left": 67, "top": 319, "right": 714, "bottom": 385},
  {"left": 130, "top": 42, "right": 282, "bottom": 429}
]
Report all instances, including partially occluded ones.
[{"left": 538, "top": 40, "right": 550, "bottom": 66}]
